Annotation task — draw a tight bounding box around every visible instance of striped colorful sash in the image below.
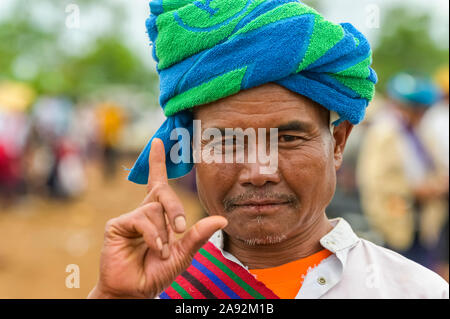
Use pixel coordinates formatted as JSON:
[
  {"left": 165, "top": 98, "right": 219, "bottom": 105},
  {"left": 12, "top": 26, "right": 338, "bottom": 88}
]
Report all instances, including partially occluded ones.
[{"left": 159, "top": 241, "right": 279, "bottom": 299}]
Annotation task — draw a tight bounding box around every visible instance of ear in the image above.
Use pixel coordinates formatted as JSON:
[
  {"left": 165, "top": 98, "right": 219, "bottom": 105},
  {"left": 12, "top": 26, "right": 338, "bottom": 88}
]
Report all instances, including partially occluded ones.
[{"left": 332, "top": 121, "right": 354, "bottom": 171}]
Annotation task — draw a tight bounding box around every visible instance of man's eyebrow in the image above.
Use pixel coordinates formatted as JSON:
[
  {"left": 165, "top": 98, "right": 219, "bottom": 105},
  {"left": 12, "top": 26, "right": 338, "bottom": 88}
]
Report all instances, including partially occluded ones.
[
  {"left": 202, "top": 127, "right": 256, "bottom": 136},
  {"left": 276, "top": 121, "right": 313, "bottom": 132},
  {"left": 200, "top": 121, "right": 313, "bottom": 136}
]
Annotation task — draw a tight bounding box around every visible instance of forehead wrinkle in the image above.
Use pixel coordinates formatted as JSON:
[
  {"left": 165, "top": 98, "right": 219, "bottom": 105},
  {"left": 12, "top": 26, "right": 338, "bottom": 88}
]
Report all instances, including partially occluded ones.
[
  {"left": 229, "top": 82, "right": 300, "bottom": 101},
  {"left": 229, "top": 93, "right": 304, "bottom": 104},
  {"left": 198, "top": 103, "right": 320, "bottom": 132},
  {"left": 197, "top": 99, "right": 312, "bottom": 121},
  {"left": 194, "top": 85, "right": 329, "bottom": 128},
  {"left": 195, "top": 83, "right": 308, "bottom": 113}
]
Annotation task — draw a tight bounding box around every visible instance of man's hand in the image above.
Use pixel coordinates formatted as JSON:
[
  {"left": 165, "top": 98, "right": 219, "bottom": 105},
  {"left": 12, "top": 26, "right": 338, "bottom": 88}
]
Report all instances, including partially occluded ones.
[{"left": 88, "top": 138, "right": 228, "bottom": 299}]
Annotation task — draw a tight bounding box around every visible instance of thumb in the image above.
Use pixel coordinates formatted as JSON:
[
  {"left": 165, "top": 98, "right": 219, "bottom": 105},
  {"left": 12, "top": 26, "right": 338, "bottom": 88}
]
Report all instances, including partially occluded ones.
[{"left": 179, "top": 215, "right": 228, "bottom": 259}]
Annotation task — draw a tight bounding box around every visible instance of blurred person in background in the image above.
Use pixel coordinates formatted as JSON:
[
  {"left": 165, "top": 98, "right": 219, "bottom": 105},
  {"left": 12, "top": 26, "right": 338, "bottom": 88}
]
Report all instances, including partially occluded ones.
[
  {"left": 357, "top": 72, "right": 449, "bottom": 275},
  {"left": 96, "top": 102, "right": 126, "bottom": 181},
  {"left": 0, "top": 82, "right": 33, "bottom": 207},
  {"left": 0, "top": 109, "right": 30, "bottom": 206},
  {"left": 70, "top": 106, "right": 100, "bottom": 161},
  {"left": 29, "top": 97, "right": 86, "bottom": 199},
  {"left": 419, "top": 66, "right": 449, "bottom": 281},
  {"left": 420, "top": 66, "right": 449, "bottom": 172}
]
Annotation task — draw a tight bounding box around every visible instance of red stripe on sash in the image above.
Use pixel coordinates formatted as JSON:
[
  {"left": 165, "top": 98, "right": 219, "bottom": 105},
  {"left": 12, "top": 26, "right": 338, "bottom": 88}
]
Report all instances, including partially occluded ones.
[
  {"left": 176, "top": 274, "right": 205, "bottom": 299},
  {"left": 204, "top": 242, "right": 279, "bottom": 299},
  {"left": 164, "top": 285, "right": 182, "bottom": 299}
]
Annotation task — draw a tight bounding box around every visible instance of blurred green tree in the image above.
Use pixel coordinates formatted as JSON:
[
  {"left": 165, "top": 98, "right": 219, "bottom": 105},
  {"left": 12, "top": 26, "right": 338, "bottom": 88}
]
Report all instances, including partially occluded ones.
[
  {"left": 372, "top": 6, "right": 449, "bottom": 93},
  {"left": 0, "top": 0, "right": 157, "bottom": 101}
]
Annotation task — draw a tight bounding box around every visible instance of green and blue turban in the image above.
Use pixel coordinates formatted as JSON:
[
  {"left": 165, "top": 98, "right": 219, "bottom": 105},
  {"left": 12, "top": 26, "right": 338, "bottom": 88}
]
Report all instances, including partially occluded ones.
[{"left": 128, "top": 0, "right": 377, "bottom": 184}]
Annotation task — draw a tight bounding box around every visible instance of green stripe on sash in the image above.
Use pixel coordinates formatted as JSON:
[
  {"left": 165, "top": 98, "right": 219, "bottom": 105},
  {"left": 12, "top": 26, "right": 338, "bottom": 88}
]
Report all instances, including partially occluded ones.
[{"left": 172, "top": 281, "right": 193, "bottom": 299}]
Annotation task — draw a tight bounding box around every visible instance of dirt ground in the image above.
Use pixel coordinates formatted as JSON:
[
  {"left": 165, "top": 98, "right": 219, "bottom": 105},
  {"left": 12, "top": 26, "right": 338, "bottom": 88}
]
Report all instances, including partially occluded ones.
[{"left": 0, "top": 157, "right": 204, "bottom": 299}]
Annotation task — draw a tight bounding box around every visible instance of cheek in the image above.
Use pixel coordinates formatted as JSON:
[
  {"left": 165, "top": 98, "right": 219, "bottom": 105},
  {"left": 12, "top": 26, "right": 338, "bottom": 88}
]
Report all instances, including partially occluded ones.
[
  {"left": 280, "top": 141, "right": 335, "bottom": 207},
  {"left": 195, "top": 163, "right": 237, "bottom": 215}
]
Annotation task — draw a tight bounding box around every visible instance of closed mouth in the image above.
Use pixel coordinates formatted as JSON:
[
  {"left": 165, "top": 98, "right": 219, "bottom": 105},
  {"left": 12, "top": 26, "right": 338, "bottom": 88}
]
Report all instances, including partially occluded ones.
[
  {"left": 223, "top": 193, "right": 298, "bottom": 213},
  {"left": 235, "top": 200, "right": 289, "bottom": 206},
  {"left": 232, "top": 200, "right": 292, "bottom": 214}
]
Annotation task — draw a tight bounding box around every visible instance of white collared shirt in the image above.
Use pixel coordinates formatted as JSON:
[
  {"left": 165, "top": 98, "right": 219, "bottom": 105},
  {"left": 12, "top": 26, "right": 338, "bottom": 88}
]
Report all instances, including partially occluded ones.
[{"left": 208, "top": 218, "right": 449, "bottom": 299}]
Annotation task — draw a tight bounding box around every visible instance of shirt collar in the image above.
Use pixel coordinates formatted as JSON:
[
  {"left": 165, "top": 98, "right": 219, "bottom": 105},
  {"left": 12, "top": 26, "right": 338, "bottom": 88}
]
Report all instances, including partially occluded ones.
[
  {"left": 319, "top": 218, "right": 360, "bottom": 253},
  {"left": 209, "top": 217, "right": 360, "bottom": 262}
]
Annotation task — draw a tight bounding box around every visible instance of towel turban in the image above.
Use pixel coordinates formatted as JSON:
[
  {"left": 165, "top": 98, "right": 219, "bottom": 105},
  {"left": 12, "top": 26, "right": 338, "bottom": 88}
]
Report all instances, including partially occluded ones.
[{"left": 128, "top": 0, "right": 378, "bottom": 184}]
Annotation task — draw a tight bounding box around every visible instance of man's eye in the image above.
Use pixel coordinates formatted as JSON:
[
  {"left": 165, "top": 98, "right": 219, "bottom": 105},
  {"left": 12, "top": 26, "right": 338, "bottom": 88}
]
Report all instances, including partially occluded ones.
[{"left": 279, "top": 135, "right": 301, "bottom": 143}]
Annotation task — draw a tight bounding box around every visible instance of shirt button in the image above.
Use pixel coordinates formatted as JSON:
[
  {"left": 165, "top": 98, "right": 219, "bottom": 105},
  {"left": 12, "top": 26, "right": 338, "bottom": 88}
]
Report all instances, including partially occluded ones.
[{"left": 317, "top": 277, "right": 327, "bottom": 285}]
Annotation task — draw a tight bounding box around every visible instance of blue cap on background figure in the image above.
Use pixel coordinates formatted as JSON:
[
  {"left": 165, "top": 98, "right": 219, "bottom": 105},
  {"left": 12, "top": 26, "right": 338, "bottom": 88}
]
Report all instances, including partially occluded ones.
[{"left": 387, "top": 72, "right": 441, "bottom": 107}]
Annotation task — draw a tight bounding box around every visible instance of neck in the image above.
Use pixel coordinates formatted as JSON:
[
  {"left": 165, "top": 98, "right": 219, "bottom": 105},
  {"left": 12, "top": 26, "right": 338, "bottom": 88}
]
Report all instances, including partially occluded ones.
[{"left": 223, "top": 213, "right": 334, "bottom": 269}]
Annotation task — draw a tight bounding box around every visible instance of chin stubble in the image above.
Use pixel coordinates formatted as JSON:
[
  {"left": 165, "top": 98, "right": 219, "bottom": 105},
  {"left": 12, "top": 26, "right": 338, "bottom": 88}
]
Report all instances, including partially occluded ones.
[
  {"left": 239, "top": 233, "right": 289, "bottom": 246},
  {"left": 223, "top": 190, "right": 299, "bottom": 245}
]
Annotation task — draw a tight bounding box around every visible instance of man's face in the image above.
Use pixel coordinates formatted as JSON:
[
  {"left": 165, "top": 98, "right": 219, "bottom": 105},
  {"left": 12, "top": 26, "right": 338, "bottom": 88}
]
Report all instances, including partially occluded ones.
[{"left": 193, "top": 83, "right": 349, "bottom": 245}]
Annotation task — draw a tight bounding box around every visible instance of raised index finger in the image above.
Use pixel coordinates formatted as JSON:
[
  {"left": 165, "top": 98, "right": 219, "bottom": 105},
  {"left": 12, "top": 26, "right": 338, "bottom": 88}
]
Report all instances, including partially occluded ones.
[
  {"left": 145, "top": 138, "right": 187, "bottom": 235},
  {"left": 148, "top": 138, "right": 168, "bottom": 186}
]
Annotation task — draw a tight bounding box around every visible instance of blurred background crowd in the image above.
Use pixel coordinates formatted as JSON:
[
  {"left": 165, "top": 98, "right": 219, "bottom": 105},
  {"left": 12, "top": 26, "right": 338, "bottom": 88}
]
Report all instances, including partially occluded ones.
[{"left": 0, "top": 0, "right": 448, "bottom": 298}]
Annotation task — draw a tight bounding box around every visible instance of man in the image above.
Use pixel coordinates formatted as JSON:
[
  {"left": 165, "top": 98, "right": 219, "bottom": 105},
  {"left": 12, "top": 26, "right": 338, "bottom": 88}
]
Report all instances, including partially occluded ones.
[
  {"left": 88, "top": 1, "right": 448, "bottom": 299},
  {"left": 357, "top": 73, "right": 448, "bottom": 273}
]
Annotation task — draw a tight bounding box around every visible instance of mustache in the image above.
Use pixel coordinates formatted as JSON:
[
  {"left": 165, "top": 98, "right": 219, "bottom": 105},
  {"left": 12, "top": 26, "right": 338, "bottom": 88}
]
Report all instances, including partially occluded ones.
[{"left": 223, "top": 190, "right": 299, "bottom": 213}]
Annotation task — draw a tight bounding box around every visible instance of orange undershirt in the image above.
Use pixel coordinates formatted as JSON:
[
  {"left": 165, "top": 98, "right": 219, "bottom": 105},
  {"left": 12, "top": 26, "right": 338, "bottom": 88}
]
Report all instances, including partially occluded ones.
[{"left": 249, "top": 249, "right": 333, "bottom": 299}]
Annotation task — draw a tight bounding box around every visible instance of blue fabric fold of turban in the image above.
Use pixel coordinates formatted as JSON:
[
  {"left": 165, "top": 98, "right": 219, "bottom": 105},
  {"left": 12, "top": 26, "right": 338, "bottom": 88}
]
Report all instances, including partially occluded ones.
[{"left": 128, "top": 0, "right": 377, "bottom": 184}]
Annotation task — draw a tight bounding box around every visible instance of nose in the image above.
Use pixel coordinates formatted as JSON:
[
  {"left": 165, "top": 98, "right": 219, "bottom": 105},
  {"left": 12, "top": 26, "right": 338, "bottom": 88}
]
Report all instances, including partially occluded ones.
[{"left": 238, "top": 162, "right": 281, "bottom": 187}]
